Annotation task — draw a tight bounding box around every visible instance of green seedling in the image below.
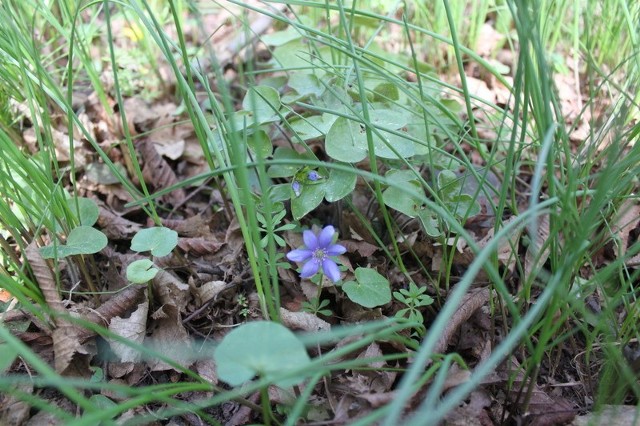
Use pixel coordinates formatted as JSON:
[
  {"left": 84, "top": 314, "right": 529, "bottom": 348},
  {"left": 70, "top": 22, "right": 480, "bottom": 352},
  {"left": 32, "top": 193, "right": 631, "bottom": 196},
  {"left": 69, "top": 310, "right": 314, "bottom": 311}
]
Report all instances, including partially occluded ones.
[
  {"left": 302, "top": 297, "right": 333, "bottom": 316},
  {"left": 393, "top": 282, "right": 434, "bottom": 336},
  {"left": 40, "top": 226, "right": 108, "bottom": 259},
  {"left": 127, "top": 226, "right": 178, "bottom": 283}
]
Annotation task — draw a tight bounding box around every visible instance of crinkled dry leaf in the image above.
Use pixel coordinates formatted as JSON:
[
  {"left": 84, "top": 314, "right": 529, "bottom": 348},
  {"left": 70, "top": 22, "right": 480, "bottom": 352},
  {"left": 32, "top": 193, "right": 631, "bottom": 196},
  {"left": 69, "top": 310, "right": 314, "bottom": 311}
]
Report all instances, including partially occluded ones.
[
  {"left": 138, "top": 139, "right": 186, "bottom": 206},
  {"left": 192, "top": 280, "right": 228, "bottom": 306},
  {"left": 25, "top": 243, "right": 93, "bottom": 375},
  {"left": 153, "top": 269, "right": 190, "bottom": 311},
  {"left": 154, "top": 214, "right": 211, "bottom": 238},
  {"left": 177, "top": 237, "right": 224, "bottom": 256},
  {"left": 280, "top": 307, "right": 330, "bottom": 332},
  {"left": 97, "top": 205, "right": 142, "bottom": 240},
  {"left": 107, "top": 299, "right": 148, "bottom": 363},
  {"left": 147, "top": 304, "right": 193, "bottom": 371}
]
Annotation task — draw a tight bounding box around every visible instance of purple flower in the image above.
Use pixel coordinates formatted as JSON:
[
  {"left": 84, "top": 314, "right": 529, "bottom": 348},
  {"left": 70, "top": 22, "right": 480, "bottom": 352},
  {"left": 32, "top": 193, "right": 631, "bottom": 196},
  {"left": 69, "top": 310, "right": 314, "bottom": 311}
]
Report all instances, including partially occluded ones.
[
  {"left": 307, "top": 170, "right": 320, "bottom": 181},
  {"left": 286, "top": 225, "right": 346, "bottom": 283},
  {"left": 292, "top": 181, "right": 302, "bottom": 197}
]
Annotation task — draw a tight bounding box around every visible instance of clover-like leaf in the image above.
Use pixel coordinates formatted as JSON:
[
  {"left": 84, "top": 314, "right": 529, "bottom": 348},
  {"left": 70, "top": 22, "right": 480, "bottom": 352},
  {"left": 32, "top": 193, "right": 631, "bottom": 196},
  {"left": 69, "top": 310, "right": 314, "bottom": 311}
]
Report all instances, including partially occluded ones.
[
  {"left": 130, "top": 227, "right": 178, "bottom": 257},
  {"left": 214, "top": 321, "right": 311, "bottom": 387},
  {"left": 40, "top": 226, "right": 108, "bottom": 259},
  {"left": 126, "top": 259, "right": 159, "bottom": 283},
  {"left": 342, "top": 267, "right": 391, "bottom": 308}
]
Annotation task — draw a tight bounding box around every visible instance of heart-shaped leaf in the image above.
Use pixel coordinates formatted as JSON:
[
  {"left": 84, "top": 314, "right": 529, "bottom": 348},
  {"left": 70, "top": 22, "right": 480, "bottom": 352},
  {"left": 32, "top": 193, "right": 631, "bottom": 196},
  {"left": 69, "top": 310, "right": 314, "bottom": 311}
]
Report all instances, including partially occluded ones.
[
  {"left": 40, "top": 226, "right": 108, "bottom": 259},
  {"left": 130, "top": 227, "right": 178, "bottom": 257},
  {"left": 342, "top": 267, "right": 391, "bottom": 308},
  {"left": 214, "top": 321, "right": 311, "bottom": 387},
  {"left": 324, "top": 167, "right": 357, "bottom": 202},
  {"left": 126, "top": 259, "right": 159, "bottom": 283},
  {"left": 70, "top": 197, "right": 99, "bottom": 226}
]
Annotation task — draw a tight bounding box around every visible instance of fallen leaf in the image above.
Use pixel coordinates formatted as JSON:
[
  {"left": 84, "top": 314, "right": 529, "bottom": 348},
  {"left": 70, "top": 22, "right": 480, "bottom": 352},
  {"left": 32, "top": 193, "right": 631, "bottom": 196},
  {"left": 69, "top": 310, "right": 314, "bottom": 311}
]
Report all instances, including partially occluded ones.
[
  {"left": 107, "top": 299, "right": 149, "bottom": 363},
  {"left": 280, "top": 307, "right": 331, "bottom": 332}
]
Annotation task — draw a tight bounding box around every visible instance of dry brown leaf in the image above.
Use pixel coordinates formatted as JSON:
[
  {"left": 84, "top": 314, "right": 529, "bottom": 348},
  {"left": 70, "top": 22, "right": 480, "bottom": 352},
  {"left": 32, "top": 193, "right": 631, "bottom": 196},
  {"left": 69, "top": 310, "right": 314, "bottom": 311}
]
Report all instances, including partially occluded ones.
[
  {"left": 25, "top": 243, "right": 93, "bottom": 375},
  {"left": 152, "top": 269, "right": 190, "bottom": 311},
  {"left": 146, "top": 304, "right": 193, "bottom": 371},
  {"left": 107, "top": 299, "right": 149, "bottom": 363},
  {"left": 280, "top": 307, "right": 330, "bottom": 332},
  {"left": 525, "top": 213, "right": 553, "bottom": 278},
  {"left": 153, "top": 214, "right": 211, "bottom": 238},
  {"left": 610, "top": 199, "right": 640, "bottom": 258},
  {"left": 192, "top": 280, "right": 228, "bottom": 306},
  {"left": 97, "top": 205, "right": 142, "bottom": 240},
  {"left": 434, "top": 287, "right": 491, "bottom": 355},
  {"left": 177, "top": 237, "right": 224, "bottom": 256},
  {"left": 571, "top": 405, "right": 640, "bottom": 426},
  {"left": 138, "top": 139, "right": 186, "bottom": 206}
]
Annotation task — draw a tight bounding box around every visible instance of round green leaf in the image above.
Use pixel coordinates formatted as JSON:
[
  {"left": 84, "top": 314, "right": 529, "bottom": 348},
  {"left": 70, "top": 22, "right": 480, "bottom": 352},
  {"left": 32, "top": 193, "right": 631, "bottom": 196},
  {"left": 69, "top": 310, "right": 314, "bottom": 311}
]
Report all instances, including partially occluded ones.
[
  {"left": 40, "top": 226, "right": 108, "bottom": 259},
  {"left": 324, "top": 167, "right": 357, "bottom": 202},
  {"left": 126, "top": 259, "right": 159, "bottom": 283},
  {"left": 242, "top": 85, "right": 282, "bottom": 125},
  {"left": 214, "top": 321, "right": 311, "bottom": 387},
  {"left": 130, "top": 227, "right": 178, "bottom": 257},
  {"left": 291, "top": 183, "right": 325, "bottom": 220},
  {"left": 325, "top": 117, "right": 368, "bottom": 163},
  {"left": 71, "top": 197, "right": 100, "bottom": 226},
  {"left": 342, "top": 267, "right": 391, "bottom": 308},
  {"left": 267, "top": 147, "right": 315, "bottom": 178}
]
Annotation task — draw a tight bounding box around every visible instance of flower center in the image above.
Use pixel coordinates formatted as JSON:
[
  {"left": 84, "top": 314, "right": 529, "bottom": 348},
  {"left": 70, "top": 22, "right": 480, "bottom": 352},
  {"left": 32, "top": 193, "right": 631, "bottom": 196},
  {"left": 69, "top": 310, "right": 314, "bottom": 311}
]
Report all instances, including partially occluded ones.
[{"left": 313, "top": 248, "right": 327, "bottom": 262}]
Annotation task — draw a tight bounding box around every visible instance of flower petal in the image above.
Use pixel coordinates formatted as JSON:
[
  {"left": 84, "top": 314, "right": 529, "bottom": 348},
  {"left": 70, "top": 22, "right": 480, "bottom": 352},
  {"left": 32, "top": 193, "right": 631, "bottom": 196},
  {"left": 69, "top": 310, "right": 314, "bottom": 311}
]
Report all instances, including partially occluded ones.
[
  {"left": 286, "top": 249, "right": 313, "bottom": 262},
  {"left": 322, "top": 259, "right": 341, "bottom": 282},
  {"left": 317, "top": 225, "right": 335, "bottom": 248},
  {"left": 326, "top": 243, "right": 346, "bottom": 256},
  {"left": 303, "top": 230, "right": 318, "bottom": 250},
  {"left": 300, "top": 259, "right": 320, "bottom": 278}
]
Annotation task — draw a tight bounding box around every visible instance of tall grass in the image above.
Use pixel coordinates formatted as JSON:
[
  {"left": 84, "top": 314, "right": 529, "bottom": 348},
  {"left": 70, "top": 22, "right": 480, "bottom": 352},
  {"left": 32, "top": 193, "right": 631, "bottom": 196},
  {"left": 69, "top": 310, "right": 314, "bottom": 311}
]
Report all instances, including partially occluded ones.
[{"left": 0, "top": 0, "right": 639, "bottom": 424}]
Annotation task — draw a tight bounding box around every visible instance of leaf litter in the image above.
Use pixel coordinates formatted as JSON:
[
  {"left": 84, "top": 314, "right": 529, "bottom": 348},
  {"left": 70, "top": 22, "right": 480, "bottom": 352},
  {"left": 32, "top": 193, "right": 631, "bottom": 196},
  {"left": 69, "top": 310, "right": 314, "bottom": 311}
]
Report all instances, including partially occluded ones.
[{"left": 1, "top": 3, "right": 639, "bottom": 425}]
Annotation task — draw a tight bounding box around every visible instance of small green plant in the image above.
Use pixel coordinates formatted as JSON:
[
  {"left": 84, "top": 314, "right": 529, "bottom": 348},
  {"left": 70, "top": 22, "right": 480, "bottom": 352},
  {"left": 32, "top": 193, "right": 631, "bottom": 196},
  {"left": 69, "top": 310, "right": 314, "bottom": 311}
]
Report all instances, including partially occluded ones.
[
  {"left": 301, "top": 297, "right": 333, "bottom": 316},
  {"left": 393, "top": 282, "right": 434, "bottom": 336},
  {"left": 342, "top": 267, "right": 392, "bottom": 308},
  {"left": 126, "top": 226, "right": 178, "bottom": 283},
  {"left": 40, "top": 198, "right": 108, "bottom": 259},
  {"left": 256, "top": 201, "right": 295, "bottom": 248}
]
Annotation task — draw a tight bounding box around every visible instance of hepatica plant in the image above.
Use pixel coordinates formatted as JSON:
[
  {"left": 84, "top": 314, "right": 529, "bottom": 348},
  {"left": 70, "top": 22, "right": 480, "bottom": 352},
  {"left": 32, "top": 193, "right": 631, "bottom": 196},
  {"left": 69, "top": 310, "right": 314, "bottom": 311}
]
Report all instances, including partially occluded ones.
[{"left": 287, "top": 225, "right": 346, "bottom": 283}]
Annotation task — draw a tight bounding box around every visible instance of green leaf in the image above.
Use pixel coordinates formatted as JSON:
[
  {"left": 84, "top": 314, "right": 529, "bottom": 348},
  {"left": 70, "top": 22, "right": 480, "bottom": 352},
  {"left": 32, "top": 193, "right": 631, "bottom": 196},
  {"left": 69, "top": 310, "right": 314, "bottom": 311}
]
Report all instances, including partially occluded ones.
[
  {"left": 267, "top": 147, "right": 315, "bottom": 178},
  {"left": 247, "top": 129, "right": 273, "bottom": 159},
  {"left": 89, "top": 394, "right": 117, "bottom": 410},
  {"left": 325, "top": 110, "right": 413, "bottom": 163},
  {"left": 242, "top": 85, "right": 282, "bottom": 125},
  {"left": 130, "top": 227, "right": 178, "bottom": 257},
  {"left": 261, "top": 26, "right": 302, "bottom": 46},
  {"left": 288, "top": 114, "right": 337, "bottom": 140},
  {"left": 324, "top": 167, "right": 357, "bottom": 202},
  {"left": 40, "top": 226, "right": 108, "bottom": 259},
  {"left": 382, "top": 170, "right": 424, "bottom": 217},
  {"left": 269, "top": 183, "right": 293, "bottom": 202},
  {"left": 214, "top": 321, "right": 311, "bottom": 387},
  {"left": 287, "top": 73, "right": 325, "bottom": 99},
  {"left": 70, "top": 197, "right": 99, "bottom": 226},
  {"left": 372, "top": 81, "right": 400, "bottom": 102},
  {"left": 0, "top": 343, "right": 18, "bottom": 373},
  {"left": 325, "top": 117, "right": 368, "bottom": 163},
  {"left": 342, "top": 267, "right": 391, "bottom": 308},
  {"left": 291, "top": 183, "right": 325, "bottom": 220},
  {"left": 126, "top": 259, "right": 159, "bottom": 283}
]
